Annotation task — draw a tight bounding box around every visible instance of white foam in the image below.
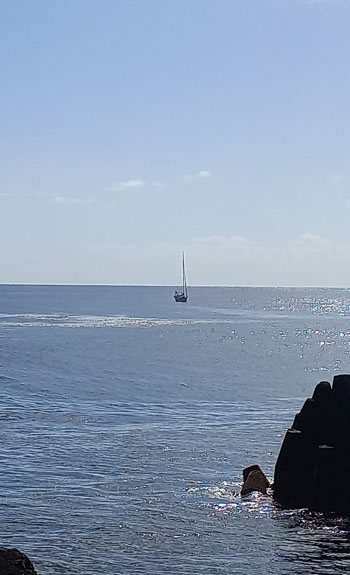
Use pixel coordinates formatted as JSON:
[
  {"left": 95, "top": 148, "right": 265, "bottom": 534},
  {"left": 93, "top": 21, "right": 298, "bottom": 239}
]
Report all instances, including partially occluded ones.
[{"left": 0, "top": 313, "right": 229, "bottom": 329}]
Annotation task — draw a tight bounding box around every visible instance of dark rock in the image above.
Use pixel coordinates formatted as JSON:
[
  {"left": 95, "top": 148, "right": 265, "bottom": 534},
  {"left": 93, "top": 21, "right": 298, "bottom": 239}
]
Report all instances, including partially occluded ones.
[
  {"left": 292, "top": 398, "right": 318, "bottom": 434},
  {"left": 273, "top": 374, "right": 350, "bottom": 515},
  {"left": 312, "top": 380, "right": 332, "bottom": 403},
  {"left": 273, "top": 429, "right": 315, "bottom": 508},
  {"left": 241, "top": 465, "right": 270, "bottom": 495},
  {"left": 243, "top": 464, "right": 262, "bottom": 483},
  {"left": 332, "top": 374, "right": 350, "bottom": 448},
  {"left": 309, "top": 445, "right": 339, "bottom": 513},
  {"left": 292, "top": 395, "right": 332, "bottom": 445},
  {"left": 0, "top": 546, "right": 37, "bottom": 574},
  {"left": 332, "top": 373, "right": 350, "bottom": 399}
]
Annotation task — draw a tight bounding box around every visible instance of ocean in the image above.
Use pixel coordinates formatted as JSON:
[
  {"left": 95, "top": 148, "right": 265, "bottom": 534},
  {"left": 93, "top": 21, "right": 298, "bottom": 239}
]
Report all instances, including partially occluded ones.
[{"left": 1, "top": 284, "right": 350, "bottom": 574}]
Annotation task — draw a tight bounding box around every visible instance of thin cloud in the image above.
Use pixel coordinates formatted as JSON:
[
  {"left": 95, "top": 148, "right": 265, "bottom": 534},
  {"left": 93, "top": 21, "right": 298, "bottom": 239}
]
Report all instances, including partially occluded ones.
[
  {"left": 118, "top": 179, "right": 146, "bottom": 189},
  {"left": 184, "top": 170, "right": 212, "bottom": 182},
  {"left": 291, "top": 232, "right": 335, "bottom": 253},
  {"left": 108, "top": 178, "right": 164, "bottom": 192},
  {"left": 52, "top": 196, "right": 95, "bottom": 205}
]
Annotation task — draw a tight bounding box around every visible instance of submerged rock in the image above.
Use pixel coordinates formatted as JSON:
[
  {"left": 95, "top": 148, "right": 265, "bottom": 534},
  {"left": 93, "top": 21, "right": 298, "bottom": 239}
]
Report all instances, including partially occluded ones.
[
  {"left": 273, "top": 374, "right": 350, "bottom": 515},
  {"left": 0, "top": 546, "right": 37, "bottom": 574}
]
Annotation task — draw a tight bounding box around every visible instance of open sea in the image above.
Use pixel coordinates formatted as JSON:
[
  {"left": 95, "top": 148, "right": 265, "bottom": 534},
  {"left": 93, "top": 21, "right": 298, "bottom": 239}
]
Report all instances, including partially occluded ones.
[{"left": 2, "top": 285, "right": 350, "bottom": 574}]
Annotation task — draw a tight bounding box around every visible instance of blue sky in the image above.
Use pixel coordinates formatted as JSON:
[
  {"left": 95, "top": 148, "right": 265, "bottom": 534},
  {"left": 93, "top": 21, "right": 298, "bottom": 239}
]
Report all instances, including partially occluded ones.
[{"left": 2, "top": 0, "right": 350, "bottom": 285}]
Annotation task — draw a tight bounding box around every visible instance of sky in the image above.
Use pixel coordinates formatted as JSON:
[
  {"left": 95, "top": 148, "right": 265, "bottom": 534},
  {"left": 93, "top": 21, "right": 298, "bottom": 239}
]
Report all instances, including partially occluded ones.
[{"left": 2, "top": 0, "right": 350, "bottom": 286}]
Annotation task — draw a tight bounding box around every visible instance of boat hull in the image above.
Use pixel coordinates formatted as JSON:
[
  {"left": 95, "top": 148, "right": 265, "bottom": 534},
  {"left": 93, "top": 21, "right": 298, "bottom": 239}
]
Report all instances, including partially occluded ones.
[{"left": 174, "top": 294, "right": 187, "bottom": 302}]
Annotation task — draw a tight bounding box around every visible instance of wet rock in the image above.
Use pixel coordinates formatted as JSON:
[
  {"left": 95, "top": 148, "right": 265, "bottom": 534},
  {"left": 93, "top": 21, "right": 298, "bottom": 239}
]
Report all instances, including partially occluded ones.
[
  {"left": 0, "top": 546, "right": 37, "bottom": 574},
  {"left": 309, "top": 445, "right": 339, "bottom": 513},
  {"left": 273, "top": 374, "right": 350, "bottom": 515},
  {"left": 241, "top": 465, "right": 270, "bottom": 495},
  {"left": 273, "top": 429, "right": 315, "bottom": 508},
  {"left": 243, "top": 464, "right": 262, "bottom": 483},
  {"left": 312, "top": 380, "right": 332, "bottom": 403}
]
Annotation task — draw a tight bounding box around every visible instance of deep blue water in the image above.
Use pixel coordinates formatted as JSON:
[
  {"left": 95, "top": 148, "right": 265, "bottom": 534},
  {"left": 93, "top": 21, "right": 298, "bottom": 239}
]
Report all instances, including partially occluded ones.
[{"left": 2, "top": 285, "right": 350, "bottom": 574}]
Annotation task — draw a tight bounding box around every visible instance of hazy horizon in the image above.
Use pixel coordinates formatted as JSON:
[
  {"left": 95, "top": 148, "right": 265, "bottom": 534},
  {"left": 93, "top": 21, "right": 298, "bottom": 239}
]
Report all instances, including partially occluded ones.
[{"left": 2, "top": 282, "right": 350, "bottom": 289}]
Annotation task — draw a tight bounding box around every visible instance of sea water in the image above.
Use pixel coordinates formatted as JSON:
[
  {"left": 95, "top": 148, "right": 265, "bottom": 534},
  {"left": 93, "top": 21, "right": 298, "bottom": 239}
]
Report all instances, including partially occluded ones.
[{"left": 1, "top": 285, "right": 350, "bottom": 574}]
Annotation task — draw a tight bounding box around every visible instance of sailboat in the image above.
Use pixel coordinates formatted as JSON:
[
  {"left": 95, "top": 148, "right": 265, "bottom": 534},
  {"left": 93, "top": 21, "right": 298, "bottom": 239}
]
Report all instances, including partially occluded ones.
[{"left": 174, "top": 252, "right": 188, "bottom": 302}]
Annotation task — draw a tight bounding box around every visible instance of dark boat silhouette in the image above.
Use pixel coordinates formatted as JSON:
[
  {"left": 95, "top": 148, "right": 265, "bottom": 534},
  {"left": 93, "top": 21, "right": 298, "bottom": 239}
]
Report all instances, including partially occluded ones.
[{"left": 174, "top": 252, "right": 188, "bottom": 303}]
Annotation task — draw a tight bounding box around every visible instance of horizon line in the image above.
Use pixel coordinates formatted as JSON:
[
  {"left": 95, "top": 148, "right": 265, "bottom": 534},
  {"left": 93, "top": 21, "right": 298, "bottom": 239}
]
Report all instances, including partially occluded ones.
[{"left": 1, "top": 283, "right": 350, "bottom": 289}]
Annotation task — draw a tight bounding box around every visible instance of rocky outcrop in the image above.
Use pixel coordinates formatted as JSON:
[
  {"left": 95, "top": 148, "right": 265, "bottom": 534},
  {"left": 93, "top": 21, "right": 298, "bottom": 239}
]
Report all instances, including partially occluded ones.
[
  {"left": 0, "top": 546, "right": 37, "bottom": 574},
  {"left": 273, "top": 374, "right": 350, "bottom": 514},
  {"left": 241, "top": 465, "right": 271, "bottom": 495}
]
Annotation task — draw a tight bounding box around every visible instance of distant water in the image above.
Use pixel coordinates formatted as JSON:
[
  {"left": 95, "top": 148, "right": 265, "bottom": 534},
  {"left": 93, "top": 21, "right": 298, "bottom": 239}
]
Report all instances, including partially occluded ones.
[{"left": 2, "top": 285, "right": 350, "bottom": 574}]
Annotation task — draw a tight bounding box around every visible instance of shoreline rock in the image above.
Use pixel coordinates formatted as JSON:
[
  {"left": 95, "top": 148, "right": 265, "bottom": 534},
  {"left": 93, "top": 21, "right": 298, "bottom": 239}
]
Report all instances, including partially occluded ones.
[
  {"left": 0, "top": 546, "right": 37, "bottom": 574},
  {"left": 241, "top": 465, "right": 271, "bottom": 495},
  {"left": 273, "top": 374, "right": 350, "bottom": 515}
]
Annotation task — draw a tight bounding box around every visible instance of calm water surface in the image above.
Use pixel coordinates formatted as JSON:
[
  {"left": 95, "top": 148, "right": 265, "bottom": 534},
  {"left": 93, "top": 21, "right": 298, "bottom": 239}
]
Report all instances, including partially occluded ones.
[{"left": 1, "top": 285, "right": 350, "bottom": 574}]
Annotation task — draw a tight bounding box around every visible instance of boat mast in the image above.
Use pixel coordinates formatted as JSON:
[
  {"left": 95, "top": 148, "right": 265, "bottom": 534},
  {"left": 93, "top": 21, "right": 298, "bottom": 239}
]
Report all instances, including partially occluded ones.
[{"left": 182, "top": 251, "right": 188, "bottom": 298}]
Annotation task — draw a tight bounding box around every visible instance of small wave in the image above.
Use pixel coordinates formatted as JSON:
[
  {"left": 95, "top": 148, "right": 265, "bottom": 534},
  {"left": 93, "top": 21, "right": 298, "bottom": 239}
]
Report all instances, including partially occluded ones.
[
  {"left": 0, "top": 413, "right": 24, "bottom": 421},
  {"left": 187, "top": 482, "right": 350, "bottom": 533},
  {"left": 0, "top": 313, "right": 67, "bottom": 320},
  {"left": 188, "top": 482, "right": 274, "bottom": 518}
]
